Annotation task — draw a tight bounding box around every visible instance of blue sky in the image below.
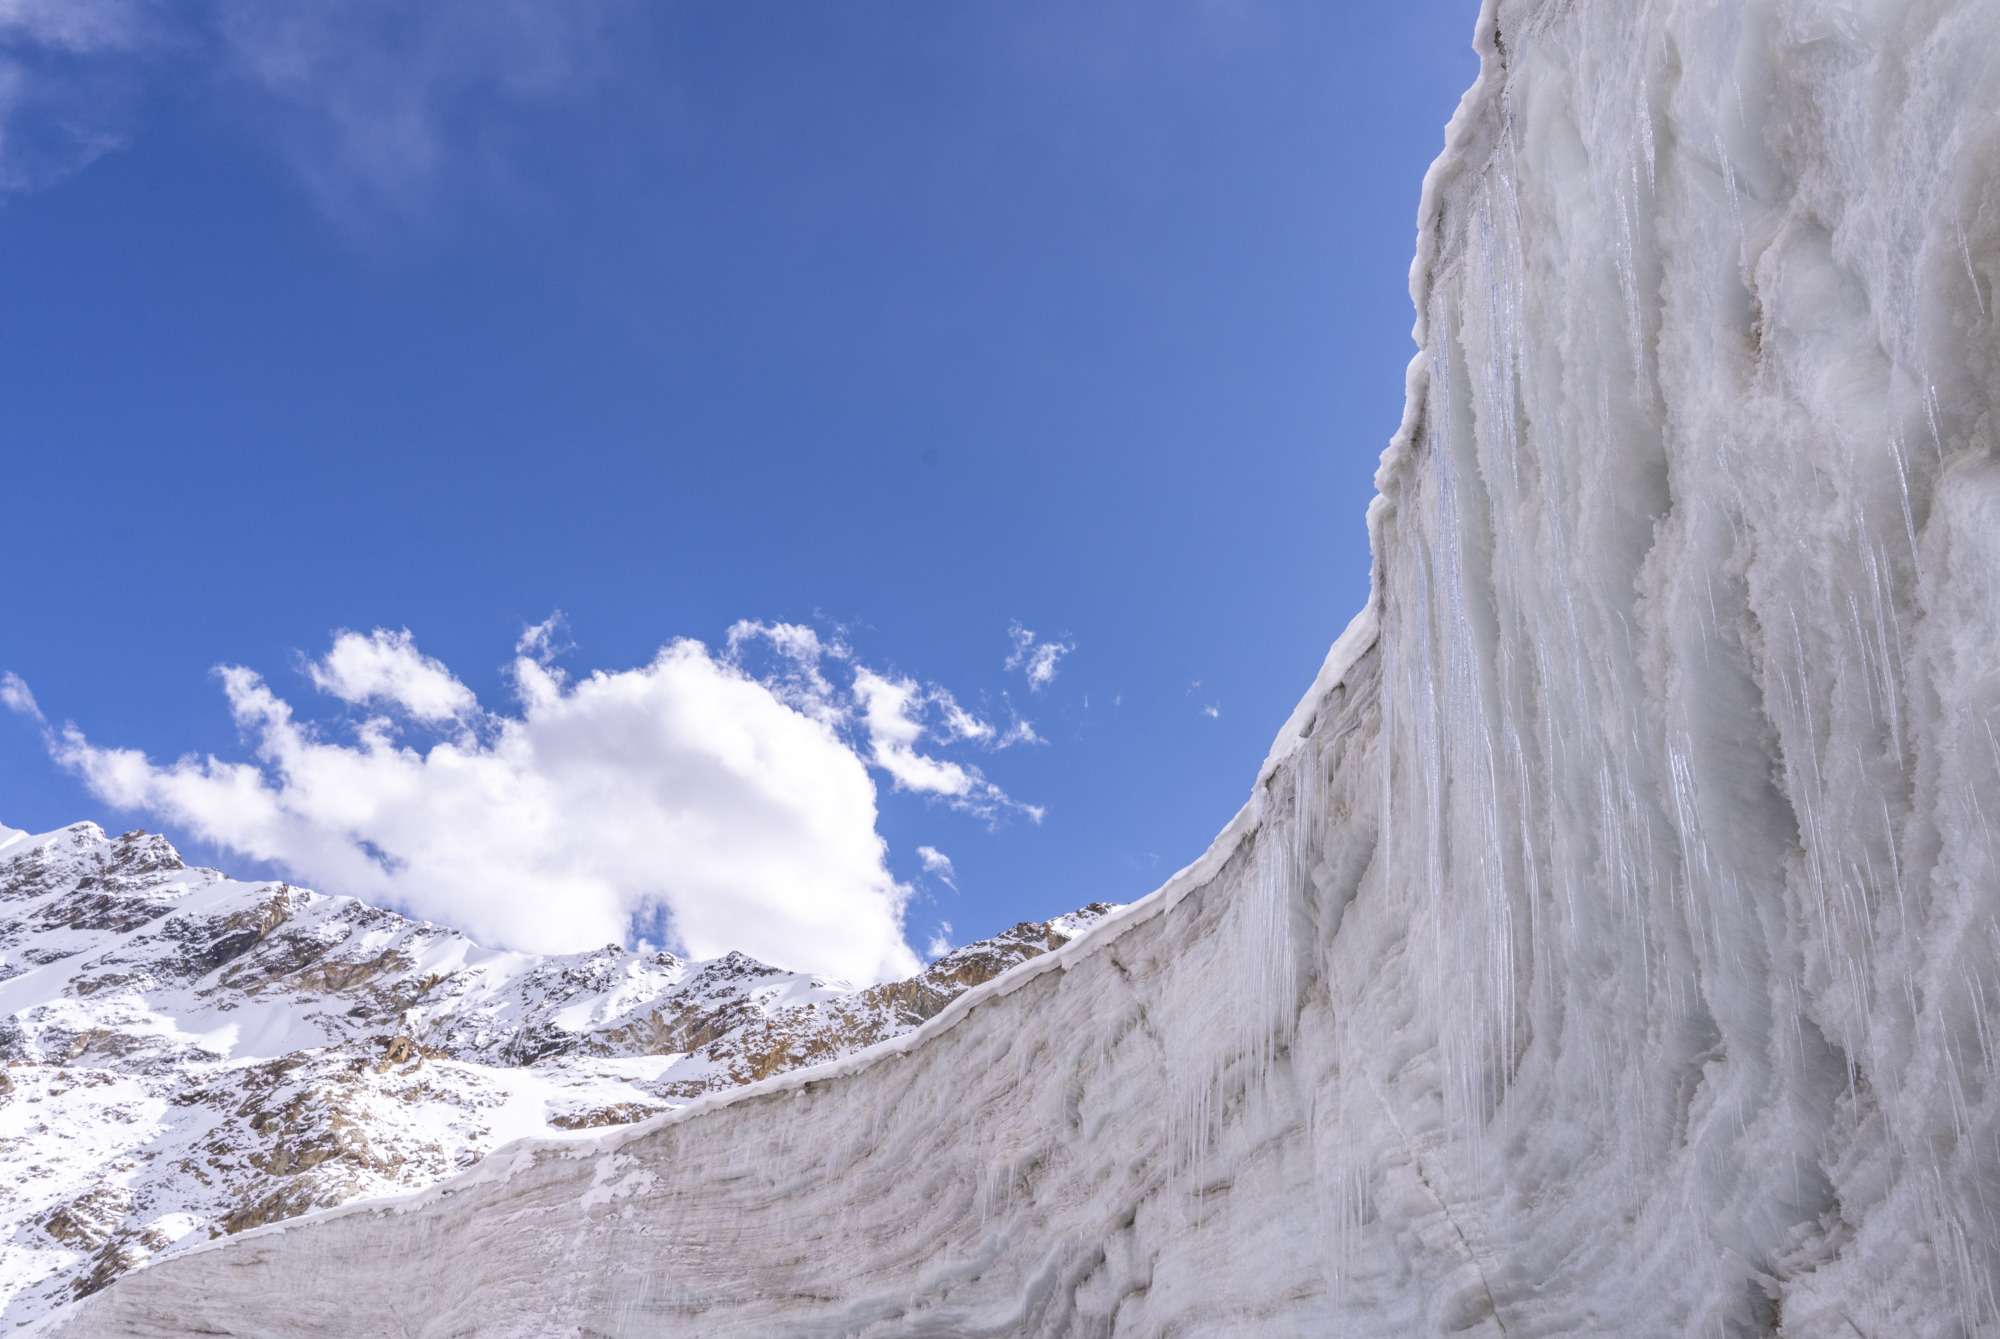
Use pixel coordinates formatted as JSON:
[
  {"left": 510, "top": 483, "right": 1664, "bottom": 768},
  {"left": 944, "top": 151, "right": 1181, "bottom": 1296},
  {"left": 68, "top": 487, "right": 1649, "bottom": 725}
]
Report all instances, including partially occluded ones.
[{"left": 0, "top": 0, "right": 1477, "bottom": 978}]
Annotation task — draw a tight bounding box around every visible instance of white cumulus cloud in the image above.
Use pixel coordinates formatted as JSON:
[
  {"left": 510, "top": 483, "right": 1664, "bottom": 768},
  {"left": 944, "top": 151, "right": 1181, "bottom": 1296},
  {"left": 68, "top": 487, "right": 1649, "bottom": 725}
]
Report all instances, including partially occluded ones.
[
  {"left": 33, "top": 622, "right": 1039, "bottom": 983},
  {"left": 306, "top": 628, "right": 478, "bottom": 722},
  {"left": 43, "top": 628, "right": 956, "bottom": 983}
]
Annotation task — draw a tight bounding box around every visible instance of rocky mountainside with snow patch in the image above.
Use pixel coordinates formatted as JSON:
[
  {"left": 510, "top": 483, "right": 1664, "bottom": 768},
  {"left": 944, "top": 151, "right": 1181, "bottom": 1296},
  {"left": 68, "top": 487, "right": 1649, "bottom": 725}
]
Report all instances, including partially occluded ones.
[{"left": 0, "top": 821, "right": 1116, "bottom": 1328}]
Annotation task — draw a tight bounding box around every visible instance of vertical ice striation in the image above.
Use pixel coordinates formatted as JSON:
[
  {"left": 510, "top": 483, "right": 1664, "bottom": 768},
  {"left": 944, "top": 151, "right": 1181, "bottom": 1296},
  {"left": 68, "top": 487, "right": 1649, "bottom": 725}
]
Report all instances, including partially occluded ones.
[
  {"left": 54, "top": 0, "right": 2000, "bottom": 1334},
  {"left": 1361, "top": 0, "right": 2000, "bottom": 1329}
]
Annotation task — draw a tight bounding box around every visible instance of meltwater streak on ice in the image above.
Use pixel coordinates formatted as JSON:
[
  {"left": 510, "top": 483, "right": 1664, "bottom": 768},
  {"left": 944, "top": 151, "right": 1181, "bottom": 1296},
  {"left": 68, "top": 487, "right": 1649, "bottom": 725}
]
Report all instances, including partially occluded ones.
[{"left": 53, "top": 0, "right": 2000, "bottom": 1334}]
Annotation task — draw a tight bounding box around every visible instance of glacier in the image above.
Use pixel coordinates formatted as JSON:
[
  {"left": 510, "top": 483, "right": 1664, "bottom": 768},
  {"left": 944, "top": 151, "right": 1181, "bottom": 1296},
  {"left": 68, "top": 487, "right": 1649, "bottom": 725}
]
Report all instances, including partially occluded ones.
[{"left": 51, "top": 0, "right": 2000, "bottom": 1333}]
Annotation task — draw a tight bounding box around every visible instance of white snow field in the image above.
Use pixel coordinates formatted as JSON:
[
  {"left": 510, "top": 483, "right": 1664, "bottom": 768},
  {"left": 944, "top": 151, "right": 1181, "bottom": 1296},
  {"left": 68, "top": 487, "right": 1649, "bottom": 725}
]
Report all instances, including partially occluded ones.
[{"left": 54, "top": 0, "right": 2000, "bottom": 1333}]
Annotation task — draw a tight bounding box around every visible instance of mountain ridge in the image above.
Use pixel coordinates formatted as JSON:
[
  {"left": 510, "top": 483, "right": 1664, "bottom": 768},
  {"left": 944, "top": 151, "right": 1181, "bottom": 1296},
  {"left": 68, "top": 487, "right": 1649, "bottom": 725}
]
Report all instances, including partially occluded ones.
[{"left": 0, "top": 820, "right": 1117, "bottom": 1327}]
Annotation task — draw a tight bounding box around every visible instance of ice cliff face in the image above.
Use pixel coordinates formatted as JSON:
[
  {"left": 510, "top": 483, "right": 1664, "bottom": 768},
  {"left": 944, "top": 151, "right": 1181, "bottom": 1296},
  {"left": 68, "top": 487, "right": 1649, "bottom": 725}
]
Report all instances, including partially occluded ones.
[
  {"left": 50, "top": 0, "right": 2000, "bottom": 1334},
  {"left": 0, "top": 823, "right": 1115, "bottom": 1329}
]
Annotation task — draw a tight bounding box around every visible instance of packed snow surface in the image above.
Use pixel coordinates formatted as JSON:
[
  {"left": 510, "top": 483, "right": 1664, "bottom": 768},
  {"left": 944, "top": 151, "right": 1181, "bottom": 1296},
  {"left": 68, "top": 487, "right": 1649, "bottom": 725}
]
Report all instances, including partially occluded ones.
[{"left": 53, "top": 0, "right": 2000, "bottom": 1332}]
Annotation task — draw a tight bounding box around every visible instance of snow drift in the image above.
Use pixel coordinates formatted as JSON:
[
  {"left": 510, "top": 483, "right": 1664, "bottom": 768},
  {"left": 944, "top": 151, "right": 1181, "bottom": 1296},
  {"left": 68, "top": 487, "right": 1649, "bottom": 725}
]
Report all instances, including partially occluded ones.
[{"left": 57, "top": 0, "right": 2000, "bottom": 1333}]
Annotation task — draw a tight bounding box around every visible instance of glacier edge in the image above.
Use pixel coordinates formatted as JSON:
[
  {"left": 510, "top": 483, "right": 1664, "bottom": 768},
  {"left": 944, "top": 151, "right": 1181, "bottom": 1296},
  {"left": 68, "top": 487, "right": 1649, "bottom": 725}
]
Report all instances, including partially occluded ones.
[{"left": 56, "top": 0, "right": 2000, "bottom": 1333}]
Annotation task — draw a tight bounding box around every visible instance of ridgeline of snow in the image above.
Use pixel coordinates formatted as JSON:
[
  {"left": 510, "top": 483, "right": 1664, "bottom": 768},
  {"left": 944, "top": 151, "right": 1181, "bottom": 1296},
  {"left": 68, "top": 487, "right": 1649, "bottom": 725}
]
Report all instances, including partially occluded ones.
[
  {"left": 54, "top": 0, "right": 2000, "bottom": 1333},
  {"left": 0, "top": 823, "right": 1116, "bottom": 1329}
]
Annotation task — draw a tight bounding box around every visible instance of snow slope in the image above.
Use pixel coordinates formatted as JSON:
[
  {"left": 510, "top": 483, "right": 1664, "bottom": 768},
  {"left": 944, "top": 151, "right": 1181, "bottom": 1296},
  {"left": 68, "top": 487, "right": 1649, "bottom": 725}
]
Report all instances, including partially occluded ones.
[
  {"left": 0, "top": 823, "right": 1115, "bottom": 1329},
  {"left": 55, "top": 0, "right": 2000, "bottom": 1333}
]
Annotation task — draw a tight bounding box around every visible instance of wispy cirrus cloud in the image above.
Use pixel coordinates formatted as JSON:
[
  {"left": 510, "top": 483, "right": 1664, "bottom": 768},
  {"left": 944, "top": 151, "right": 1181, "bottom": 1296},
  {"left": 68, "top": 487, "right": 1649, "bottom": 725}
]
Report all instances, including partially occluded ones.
[
  {"left": 924, "top": 921, "right": 953, "bottom": 960},
  {"left": 0, "top": 0, "right": 154, "bottom": 192},
  {"left": 850, "top": 668, "right": 1039, "bottom": 823},
  {"left": 210, "top": 0, "right": 624, "bottom": 230},
  {"left": 1004, "top": 621, "right": 1072, "bottom": 692},
  {"left": 0, "top": 0, "right": 147, "bottom": 53},
  {"left": 915, "top": 844, "right": 954, "bottom": 887},
  {"left": 729, "top": 620, "right": 1041, "bottom": 823},
  {"left": 0, "top": 0, "right": 625, "bottom": 226},
  {"left": 0, "top": 671, "right": 42, "bottom": 722}
]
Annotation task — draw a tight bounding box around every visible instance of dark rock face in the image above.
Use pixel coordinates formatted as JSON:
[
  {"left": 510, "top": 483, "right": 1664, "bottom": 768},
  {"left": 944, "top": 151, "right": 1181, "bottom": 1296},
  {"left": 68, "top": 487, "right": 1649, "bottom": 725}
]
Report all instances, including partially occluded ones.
[{"left": 862, "top": 909, "right": 1120, "bottom": 1026}]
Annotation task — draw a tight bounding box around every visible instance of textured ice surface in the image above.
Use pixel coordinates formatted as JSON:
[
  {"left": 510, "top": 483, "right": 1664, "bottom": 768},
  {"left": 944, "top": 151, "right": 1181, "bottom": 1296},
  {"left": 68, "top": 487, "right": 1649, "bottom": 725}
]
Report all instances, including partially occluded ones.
[{"left": 55, "top": 0, "right": 2000, "bottom": 1333}]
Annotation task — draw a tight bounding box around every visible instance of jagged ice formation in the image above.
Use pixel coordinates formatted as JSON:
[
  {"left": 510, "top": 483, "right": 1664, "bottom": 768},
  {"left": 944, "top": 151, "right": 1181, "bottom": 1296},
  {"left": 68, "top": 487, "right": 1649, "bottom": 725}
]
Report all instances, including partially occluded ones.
[{"left": 55, "top": 0, "right": 2000, "bottom": 1333}]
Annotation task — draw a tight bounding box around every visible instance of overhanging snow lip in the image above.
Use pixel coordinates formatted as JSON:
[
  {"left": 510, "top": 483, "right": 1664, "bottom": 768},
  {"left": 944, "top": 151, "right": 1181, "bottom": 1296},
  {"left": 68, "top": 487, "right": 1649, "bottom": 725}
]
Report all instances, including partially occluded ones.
[{"left": 1255, "top": 603, "right": 1380, "bottom": 790}]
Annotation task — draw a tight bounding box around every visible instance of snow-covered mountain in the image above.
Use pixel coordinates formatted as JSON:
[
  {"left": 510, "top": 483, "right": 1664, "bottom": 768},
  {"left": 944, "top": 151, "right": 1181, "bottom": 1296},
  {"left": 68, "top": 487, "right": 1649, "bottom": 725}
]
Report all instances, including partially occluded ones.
[
  {"left": 0, "top": 821, "right": 1115, "bottom": 1328},
  {"left": 44, "top": 0, "right": 2000, "bottom": 1334}
]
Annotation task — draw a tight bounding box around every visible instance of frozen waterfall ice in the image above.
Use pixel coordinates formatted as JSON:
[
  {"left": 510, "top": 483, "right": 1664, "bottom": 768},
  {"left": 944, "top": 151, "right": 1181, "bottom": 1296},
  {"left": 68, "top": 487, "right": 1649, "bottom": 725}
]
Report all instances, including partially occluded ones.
[{"left": 52, "top": 0, "right": 2000, "bottom": 1333}]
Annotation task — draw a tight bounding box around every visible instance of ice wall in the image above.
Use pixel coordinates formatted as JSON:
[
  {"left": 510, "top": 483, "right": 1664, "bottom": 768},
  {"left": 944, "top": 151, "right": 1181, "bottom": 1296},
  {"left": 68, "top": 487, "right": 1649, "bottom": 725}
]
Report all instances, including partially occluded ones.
[{"left": 56, "top": 0, "right": 2000, "bottom": 1334}]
